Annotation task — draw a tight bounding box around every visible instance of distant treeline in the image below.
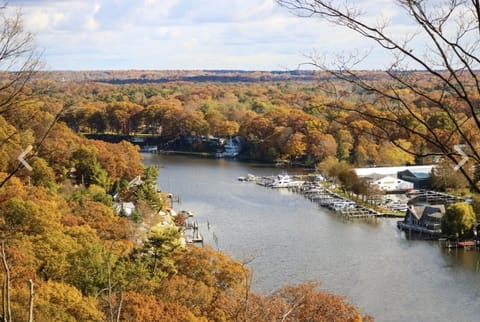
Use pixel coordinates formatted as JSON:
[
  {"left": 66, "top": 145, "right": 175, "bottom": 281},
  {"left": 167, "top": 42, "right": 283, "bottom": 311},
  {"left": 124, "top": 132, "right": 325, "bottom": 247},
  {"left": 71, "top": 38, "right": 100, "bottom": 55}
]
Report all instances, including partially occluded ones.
[
  {"left": 100, "top": 73, "right": 321, "bottom": 84},
  {"left": 30, "top": 69, "right": 343, "bottom": 83}
]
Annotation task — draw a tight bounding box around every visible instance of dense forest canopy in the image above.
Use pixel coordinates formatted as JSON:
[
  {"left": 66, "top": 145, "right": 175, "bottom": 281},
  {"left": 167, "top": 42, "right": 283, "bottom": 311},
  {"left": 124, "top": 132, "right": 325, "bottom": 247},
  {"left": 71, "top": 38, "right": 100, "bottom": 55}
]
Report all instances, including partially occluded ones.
[{"left": 52, "top": 70, "right": 476, "bottom": 176}]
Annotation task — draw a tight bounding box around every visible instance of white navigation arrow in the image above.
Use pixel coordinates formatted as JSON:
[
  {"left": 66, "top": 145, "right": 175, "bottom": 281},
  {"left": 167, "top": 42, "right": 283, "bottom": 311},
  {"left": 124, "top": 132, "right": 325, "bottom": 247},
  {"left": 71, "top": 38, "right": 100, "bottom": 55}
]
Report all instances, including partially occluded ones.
[
  {"left": 453, "top": 144, "right": 469, "bottom": 171},
  {"left": 18, "top": 145, "right": 33, "bottom": 171}
]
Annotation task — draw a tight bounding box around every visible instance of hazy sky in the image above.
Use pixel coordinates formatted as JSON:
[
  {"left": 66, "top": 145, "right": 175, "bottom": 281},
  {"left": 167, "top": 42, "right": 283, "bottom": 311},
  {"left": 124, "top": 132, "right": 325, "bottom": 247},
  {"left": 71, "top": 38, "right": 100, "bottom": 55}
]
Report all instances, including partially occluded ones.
[{"left": 8, "top": 0, "right": 415, "bottom": 71}]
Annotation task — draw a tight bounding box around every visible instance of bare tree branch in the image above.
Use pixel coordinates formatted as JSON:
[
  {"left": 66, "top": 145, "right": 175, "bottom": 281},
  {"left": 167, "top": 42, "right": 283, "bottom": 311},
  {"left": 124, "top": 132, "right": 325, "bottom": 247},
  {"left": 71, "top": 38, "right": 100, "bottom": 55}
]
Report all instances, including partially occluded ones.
[{"left": 277, "top": 0, "right": 480, "bottom": 191}]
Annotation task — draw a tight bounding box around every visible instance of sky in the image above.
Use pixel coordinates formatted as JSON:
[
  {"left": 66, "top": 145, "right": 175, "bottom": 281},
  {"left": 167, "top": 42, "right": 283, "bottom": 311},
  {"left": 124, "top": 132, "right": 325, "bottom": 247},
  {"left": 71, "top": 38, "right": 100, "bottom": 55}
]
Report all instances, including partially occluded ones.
[{"left": 7, "top": 0, "right": 416, "bottom": 71}]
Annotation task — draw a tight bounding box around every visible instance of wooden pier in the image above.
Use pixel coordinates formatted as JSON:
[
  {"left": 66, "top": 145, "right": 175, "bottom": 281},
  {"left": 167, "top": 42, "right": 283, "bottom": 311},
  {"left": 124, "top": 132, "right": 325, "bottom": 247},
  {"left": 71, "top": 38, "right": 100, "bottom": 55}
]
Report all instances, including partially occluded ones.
[
  {"left": 407, "top": 190, "right": 463, "bottom": 205},
  {"left": 249, "top": 174, "right": 383, "bottom": 218},
  {"left": 183, "top": 217, "right": 204, "bottom": 245}
]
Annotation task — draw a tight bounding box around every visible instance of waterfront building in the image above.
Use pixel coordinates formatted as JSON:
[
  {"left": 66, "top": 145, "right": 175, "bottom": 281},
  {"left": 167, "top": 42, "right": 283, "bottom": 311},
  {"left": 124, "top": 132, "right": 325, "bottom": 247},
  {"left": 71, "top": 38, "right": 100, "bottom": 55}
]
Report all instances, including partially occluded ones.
[{"left": 397, "top": 204, "right": 445, "bottom": 237}]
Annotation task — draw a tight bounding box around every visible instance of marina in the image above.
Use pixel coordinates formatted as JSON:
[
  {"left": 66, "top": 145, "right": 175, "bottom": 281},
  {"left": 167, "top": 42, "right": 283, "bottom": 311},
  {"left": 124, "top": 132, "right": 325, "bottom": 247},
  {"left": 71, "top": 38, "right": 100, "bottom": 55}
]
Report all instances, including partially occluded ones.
[
  {"left": 250, "top": 173, "right": 388, "bottom": 218},
  {"left": 143, "top": 154, "right": 480, "bottom": 322}
]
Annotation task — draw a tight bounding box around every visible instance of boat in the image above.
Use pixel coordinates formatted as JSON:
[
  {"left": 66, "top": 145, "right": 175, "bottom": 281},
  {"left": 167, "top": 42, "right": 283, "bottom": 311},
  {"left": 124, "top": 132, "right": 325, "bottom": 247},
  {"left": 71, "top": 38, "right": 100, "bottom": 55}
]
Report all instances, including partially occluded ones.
[
  {"left": 140, "top": 145, "right": 158, "bottom": 153},
  {"left": 270, "top": 173, "right": 303, "bottom": 188},
  {"left": 238, "top": 173, "right": 256, "bottom": 182},
  {"left": 445, "top": 240, "right": 476, "bottom": 249}
]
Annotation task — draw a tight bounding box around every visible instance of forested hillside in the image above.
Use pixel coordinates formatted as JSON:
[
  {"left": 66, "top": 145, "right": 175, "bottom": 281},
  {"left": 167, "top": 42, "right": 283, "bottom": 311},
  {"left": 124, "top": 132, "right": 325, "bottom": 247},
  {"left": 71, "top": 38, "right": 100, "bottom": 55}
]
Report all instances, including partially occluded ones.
[
  {"left": 0, "top": 7, "right": 377, "bottom": 320},
  {"left": 0, "top": 76, "right": 376, "bottom": 321}
]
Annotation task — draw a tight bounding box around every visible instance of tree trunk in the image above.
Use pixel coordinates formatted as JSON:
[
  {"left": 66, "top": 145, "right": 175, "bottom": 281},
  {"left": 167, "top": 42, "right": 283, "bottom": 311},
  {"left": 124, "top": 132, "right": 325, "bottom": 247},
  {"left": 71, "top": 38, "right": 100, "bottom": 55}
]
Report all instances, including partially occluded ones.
[
  {"left": 1, "top": 242, "right": 11, "bottom": 322},
  {"left": 115, "top": 292, "right": 123, "bottom": 322},
  {"left": 28, "top": 279, "right": 34, "bottom": 322}
]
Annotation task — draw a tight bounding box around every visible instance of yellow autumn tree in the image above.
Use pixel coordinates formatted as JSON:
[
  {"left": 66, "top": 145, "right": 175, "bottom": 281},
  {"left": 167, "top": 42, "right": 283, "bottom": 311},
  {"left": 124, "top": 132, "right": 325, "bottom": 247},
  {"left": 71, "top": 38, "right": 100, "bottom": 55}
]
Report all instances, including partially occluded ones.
[{"left": 378, "top": 139, "right": 415, "bottom": 166}]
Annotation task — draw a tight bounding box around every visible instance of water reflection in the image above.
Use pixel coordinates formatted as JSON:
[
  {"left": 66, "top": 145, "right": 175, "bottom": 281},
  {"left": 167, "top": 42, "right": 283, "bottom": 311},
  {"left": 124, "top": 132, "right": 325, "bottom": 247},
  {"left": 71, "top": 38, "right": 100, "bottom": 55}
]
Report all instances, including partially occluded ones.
[{"left": 441, "top": 246, "right": 480, "bottom": 272}]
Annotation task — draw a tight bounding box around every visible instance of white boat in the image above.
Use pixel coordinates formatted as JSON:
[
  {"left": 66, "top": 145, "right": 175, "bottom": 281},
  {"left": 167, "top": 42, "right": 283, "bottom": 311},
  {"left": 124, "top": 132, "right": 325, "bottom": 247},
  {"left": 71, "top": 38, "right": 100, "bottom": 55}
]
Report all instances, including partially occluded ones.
[
  {"left": 140, "top": 145, "right": 158, "bottom": 153},
  {"left": 238, "top": 173, "right": 256, "bottom": 182},
  {"left": 270, "top": 173, "right": 303, "bottom": 188}
]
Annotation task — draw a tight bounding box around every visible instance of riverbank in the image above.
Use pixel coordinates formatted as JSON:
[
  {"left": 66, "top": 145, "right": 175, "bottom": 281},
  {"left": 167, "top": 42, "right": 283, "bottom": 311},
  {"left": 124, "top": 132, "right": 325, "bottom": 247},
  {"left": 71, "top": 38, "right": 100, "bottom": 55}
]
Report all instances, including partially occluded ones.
[
  {"left": 86, "top": 133, "right": 318, "bottom": 167},
  {"left": 157, "top": 149, "right": 215, "bottom": 158}
]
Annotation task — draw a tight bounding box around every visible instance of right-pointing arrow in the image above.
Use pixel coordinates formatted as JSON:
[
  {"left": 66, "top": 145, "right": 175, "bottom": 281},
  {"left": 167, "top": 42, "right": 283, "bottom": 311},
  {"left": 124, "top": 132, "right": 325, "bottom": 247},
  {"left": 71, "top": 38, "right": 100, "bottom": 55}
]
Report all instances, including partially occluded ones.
[
  {"left": 453, "top": 144, "right": 469, "bottom": 171},
  {"left": 17, "top": 145, "right": 33, "bottom": 171}
]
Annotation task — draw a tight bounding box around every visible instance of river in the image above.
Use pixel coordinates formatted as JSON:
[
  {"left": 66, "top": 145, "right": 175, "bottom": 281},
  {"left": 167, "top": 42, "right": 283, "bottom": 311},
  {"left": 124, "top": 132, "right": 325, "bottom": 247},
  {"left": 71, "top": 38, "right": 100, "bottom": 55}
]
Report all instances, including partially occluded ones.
[{"left": 143, "top": 153, "right": 480, "bottom": 322}]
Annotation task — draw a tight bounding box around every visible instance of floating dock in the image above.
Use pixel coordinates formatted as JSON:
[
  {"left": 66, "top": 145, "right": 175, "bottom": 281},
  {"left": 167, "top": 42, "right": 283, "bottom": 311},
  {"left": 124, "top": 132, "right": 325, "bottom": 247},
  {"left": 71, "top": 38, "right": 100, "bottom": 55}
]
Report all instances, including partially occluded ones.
[{"left": 246, "top": 174, "right": 384, "bottom": 218}]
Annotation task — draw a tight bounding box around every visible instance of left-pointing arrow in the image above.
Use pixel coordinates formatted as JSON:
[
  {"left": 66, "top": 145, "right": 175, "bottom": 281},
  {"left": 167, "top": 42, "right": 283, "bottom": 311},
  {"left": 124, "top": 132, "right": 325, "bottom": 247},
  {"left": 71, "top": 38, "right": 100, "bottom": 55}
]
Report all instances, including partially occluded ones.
[{"left": 18, "top": 145, "right": 33, "bottom": 171}]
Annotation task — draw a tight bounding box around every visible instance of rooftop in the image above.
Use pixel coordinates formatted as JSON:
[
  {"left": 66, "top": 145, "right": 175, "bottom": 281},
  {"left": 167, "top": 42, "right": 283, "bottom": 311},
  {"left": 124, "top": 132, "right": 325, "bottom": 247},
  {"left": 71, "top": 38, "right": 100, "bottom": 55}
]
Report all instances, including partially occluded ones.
[{"left": 355, "top": 165, "right": 435, "bottom": 177}]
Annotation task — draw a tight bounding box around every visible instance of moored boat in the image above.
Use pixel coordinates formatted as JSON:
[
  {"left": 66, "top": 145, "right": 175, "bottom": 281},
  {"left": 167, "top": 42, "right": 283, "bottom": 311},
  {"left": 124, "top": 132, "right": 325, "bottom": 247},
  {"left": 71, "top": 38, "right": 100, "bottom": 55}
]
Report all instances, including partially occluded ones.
[
  {"left": 270, "top": 173, "right": 303, "bottom": 188},
  {"left": 140, "top": 145, "right": 158, "bottom": 153}
]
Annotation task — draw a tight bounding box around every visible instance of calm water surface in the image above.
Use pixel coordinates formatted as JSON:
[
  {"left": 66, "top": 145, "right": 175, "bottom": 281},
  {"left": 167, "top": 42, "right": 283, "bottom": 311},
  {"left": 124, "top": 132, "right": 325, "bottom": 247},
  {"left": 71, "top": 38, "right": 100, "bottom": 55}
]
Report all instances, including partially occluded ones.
[{"left": 143, "top": 154, "right": 480, "bottom": 322}]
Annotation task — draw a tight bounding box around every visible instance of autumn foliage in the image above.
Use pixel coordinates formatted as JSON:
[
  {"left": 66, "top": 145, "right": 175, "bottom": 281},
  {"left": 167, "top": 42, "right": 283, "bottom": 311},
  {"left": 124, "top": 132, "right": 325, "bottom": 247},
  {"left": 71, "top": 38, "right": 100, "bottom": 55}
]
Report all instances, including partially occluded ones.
[
  {"left": 4, "top": 69, "right": 480, "bottom": 319},
  {"left": 0, "top": 75, "right": 377, "bottom": 320},
  {"left": 54, "top": 77, "right": 462, "bottom": 167}
]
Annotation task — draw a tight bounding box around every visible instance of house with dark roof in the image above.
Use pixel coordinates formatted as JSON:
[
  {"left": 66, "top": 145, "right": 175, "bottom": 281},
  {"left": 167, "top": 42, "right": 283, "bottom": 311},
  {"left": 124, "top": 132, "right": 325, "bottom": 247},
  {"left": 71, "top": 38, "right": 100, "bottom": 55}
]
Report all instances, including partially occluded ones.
[
  {"left": 397, "top": 205, "right": 445, "bottom": 237},
  {"left": 397, "top": 169, "right": 431, "bottom": 189}
]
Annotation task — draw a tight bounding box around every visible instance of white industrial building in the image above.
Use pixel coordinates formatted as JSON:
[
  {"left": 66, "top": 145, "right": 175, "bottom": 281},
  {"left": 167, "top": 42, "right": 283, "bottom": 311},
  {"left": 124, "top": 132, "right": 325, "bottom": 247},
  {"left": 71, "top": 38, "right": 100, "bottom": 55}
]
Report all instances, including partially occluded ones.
[{"left": 372, "top": 175, "right": 414, "bottom": 192}]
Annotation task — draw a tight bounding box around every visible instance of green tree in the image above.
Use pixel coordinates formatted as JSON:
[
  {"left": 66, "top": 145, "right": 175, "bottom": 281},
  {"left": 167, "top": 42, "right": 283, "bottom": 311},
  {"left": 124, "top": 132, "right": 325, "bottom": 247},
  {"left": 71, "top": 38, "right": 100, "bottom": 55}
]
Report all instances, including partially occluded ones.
[
  {"left": 471, "top": 194, "right": 480, "bottom": 222},
  {"left": 134, "top": 166, "right": 162, "bottom": 210},
  {"left": 1, "top": 197, "right": 42, "bottom": 238},
  {"left": 71, "top": 146, "right": 109, "bottom": 189},
  {"left": 66, "top": 239, "right": 110, "bottom": 296},
  {"left": 441, "top": 202, "right": 476, "bottom": 238},
  {"left": 142, "top": 225, "right": 183, "bottom": 277}
]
